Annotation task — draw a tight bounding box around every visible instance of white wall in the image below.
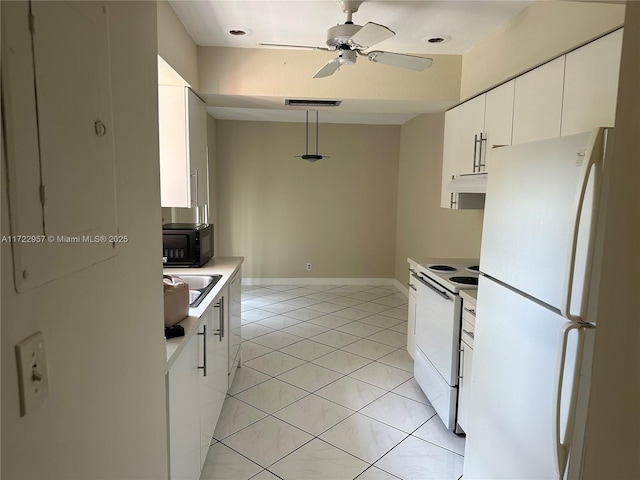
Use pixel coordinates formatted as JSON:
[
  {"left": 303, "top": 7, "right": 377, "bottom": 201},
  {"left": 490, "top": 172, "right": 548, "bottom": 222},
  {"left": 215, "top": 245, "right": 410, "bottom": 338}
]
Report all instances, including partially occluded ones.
[
  {"left": 157, "top": 0, "right": 199, "bottom": 90},
  {"left": 461, "top": 1, "right": 625, "bottom": 99},
  {"left": 1, "top": 2, "right": 169, "bottom": 478},
  {"left": 582, "top": 3, "right": 640, "bottom": 478}
]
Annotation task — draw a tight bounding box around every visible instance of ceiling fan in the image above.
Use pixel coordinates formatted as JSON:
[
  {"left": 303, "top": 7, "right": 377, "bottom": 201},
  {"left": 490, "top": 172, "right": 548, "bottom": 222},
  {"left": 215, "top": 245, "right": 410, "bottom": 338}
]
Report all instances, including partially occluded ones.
[{"left": 259, "top": 0, "right": 433, "bottom": 78}]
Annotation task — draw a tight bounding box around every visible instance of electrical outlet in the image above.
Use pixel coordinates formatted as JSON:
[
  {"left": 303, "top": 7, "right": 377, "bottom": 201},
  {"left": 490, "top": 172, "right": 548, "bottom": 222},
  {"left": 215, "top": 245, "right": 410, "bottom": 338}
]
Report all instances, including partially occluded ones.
[
  {"left": 15, "top": 331, "right": 49, "bottom": 416},
  {"left": 306, "top": 263, "right": 312, "bottom": 271}
]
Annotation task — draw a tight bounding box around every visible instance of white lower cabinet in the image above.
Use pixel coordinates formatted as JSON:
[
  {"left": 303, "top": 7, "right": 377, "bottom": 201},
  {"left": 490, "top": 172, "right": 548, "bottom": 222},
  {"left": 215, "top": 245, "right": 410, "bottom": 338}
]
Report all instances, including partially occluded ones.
[
  {"left": 167, "top": 294, "right": 229, "bottom": 479},
  {"left": 198, "top": 301, "right": 228, "bottom": 469},
  {"left": 407, "top": 264, "right": 418, "bottom": 359},
  {"left": 167, "top": 333, "right": 200, "bottom": 480},
  {"left": 457, "top": 297, "right": 476, "bottom": 433}
]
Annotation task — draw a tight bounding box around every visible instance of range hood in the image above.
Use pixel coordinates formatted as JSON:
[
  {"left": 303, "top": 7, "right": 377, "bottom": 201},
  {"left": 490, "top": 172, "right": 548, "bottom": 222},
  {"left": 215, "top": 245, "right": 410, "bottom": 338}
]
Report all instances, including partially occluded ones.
[
  {"left": 447, "top": 172, "right": 488, "bottom": 194},
  {"left": 447, "top": 172, "right": 487, "bottom": 210}
]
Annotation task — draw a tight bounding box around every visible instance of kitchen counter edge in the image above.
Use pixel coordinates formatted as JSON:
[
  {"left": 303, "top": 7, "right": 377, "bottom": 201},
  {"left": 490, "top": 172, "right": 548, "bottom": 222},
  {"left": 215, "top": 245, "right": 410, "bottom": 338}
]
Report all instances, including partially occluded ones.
[{"left": 163, "top": 256, "right": 244, "bottom": 372}]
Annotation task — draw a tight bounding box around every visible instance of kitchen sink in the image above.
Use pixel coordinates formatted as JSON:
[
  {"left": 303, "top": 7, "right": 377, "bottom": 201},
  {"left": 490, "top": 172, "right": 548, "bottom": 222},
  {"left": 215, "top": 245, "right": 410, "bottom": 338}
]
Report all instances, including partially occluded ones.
[{"left": 178, "top": 274, "right": 223, "bottom": 307}]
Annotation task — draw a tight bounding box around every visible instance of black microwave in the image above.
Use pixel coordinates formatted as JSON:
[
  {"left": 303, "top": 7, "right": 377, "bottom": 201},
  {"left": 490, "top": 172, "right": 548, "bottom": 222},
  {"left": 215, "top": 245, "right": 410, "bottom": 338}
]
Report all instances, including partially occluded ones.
[{"left": 162, "top": 223, "right": 214, "bottom": 267}]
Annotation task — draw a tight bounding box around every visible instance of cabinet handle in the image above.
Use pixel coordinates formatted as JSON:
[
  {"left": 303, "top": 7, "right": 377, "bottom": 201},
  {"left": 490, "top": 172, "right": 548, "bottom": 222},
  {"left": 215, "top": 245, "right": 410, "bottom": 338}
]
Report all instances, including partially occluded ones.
[
  {"left": 408, "top": 283, "right": 417, "bottom": 291},
  {"left": 462, "top": 329, "right": 475, "bottom": 339},
  {"left": 191, "top": 169, "right": 199, "bottom": 205},
  {"left": 464, "top": 307, "right": 476, "bottom": 316},
  {"left": 458, "top": 344, "right": 465, "bottom": 386},
  {"left": 473, "top": 133, "right": 479, "bottom": 172},
  {"left": 478, "top": 133, "right": 487, "bottom": 171},
  {"left": 198, "top": 324, "right": 207, "bottom": 376},
  {"left": 214, "top": 297, "right": 224, "bottom": 341}
]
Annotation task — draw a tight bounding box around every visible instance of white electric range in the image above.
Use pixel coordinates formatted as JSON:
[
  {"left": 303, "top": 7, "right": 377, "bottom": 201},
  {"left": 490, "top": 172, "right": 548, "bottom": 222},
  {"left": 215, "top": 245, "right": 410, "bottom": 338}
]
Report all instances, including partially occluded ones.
[{"left": 410, "top": 258, "right": 479, "bottom": 432}]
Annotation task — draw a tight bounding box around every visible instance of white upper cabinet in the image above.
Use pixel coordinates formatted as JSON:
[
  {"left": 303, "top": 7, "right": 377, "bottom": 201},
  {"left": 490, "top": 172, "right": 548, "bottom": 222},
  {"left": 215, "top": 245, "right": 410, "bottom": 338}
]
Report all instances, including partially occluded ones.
[
  {"left": 512, "top": 56, "right": 565, "bottom": 145},
  {"left": 159, "top": 86, "right": 208, "bottom": 208},
  {"left": 441, "top": 81, "right": 514, "bottom": 209},
  {"left": 441, "top": 95, "right": 486, "bottom": 208},
  {"left": 484, "top": 80, "right": 515, "bottom": 171},
  {"left": 561, "top": 30, "right": 623, "bottom": 136}
]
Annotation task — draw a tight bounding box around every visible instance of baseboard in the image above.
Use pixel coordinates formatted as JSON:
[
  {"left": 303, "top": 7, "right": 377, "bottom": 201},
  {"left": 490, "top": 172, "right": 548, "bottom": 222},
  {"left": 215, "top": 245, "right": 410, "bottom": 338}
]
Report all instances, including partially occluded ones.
[
  {"left": 394, "top": 278, "right": 409, "bottom": 298},
  {"left": 243, "top": 277, "right": 397, "bottom": 287}
]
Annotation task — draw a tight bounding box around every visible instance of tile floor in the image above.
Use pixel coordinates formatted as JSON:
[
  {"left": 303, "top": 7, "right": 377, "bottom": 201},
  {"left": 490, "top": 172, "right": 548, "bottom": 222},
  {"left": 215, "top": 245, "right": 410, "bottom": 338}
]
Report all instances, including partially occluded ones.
[{"left": 201, "top": 283, "right": 465, "bottom": 480}]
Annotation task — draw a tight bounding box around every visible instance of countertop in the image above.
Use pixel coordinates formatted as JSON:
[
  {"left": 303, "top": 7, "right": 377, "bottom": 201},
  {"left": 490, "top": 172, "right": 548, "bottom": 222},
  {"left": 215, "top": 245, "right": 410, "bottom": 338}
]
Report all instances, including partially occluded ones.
[
  {"left": 460, "top": 289, "right": 477, "bottom": 303},
  {"left": 163, "top": 256, "right": 244, "bottom": 371}
]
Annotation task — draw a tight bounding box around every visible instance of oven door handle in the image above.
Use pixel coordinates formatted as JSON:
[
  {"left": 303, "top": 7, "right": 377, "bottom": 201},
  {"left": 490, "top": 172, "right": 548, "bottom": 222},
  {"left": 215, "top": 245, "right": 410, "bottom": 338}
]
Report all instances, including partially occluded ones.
[{"left": 412, "top": 273, "right": 452, "bottom": 301}]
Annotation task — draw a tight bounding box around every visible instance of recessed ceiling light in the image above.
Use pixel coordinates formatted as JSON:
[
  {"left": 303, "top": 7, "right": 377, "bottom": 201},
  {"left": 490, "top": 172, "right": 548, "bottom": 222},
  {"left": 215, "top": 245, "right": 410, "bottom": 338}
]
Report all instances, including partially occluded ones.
[
  {"left": 228, "top": 28, "right": 252, "bottom": 37},
  {"left": 422, "top": 35, "right": 451, "bottom": 44}
]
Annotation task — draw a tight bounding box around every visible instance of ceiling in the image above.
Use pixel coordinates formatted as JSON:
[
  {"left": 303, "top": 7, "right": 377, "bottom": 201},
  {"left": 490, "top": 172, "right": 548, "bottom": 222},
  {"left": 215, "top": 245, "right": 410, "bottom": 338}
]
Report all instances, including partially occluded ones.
[{"left": 168, "top": 0, "right": 533, "bottom": 124}]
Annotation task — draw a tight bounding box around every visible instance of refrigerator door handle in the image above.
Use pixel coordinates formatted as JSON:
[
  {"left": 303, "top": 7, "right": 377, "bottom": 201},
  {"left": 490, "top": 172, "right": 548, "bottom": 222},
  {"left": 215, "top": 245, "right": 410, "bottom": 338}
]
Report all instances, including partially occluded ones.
[
  {"left": 562, "top": 128, "right": 607, "bottom": 322},
  {"left": 553, "top": 322, "right": 591, "bottom": 479}
]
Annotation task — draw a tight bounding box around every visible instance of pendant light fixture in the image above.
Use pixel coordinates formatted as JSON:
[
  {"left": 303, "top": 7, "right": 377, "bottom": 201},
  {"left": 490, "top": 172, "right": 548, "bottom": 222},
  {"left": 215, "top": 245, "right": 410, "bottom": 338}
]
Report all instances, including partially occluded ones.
[{"left": 295, "top": 111, "right": 329, "bottom": 162}]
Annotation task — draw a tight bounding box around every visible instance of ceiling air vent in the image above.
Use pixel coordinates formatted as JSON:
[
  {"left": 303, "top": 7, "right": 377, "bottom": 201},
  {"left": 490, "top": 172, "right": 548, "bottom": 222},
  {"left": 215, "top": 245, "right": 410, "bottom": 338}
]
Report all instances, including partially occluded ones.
[{"left": 285, "top": 99, "right": 342, "bottom": 107}]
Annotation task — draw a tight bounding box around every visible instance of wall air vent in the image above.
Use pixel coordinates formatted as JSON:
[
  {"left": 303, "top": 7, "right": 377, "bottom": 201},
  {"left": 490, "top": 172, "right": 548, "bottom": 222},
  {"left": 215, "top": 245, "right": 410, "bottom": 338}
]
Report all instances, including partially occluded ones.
[{"left": 285, "top": 99, "right": 342, "bottom": 107}]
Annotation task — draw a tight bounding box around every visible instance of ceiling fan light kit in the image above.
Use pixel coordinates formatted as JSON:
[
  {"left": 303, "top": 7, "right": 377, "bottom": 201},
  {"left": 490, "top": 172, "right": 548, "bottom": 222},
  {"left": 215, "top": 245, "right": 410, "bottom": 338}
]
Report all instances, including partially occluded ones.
[{"left": 260, "top": 0, "right": 433, "bottom": 78}]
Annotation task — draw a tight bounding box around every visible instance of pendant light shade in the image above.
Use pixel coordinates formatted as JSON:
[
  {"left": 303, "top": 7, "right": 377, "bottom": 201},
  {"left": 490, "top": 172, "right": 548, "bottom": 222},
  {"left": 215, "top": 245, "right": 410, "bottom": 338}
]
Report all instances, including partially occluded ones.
[{"left": 295, "top": 111, "right": 329, "bottom": 162}]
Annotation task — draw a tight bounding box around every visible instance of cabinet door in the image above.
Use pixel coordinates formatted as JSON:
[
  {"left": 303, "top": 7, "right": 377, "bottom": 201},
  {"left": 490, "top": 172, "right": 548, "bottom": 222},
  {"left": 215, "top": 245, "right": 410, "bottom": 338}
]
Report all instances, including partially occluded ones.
[
  {"left": 159, "top": 86, "right": 207, "bottom": 208},
  {"left": 561, "top": 30, "right": 623, "bottom": 136},
  {"left": 407, "top": 285, "right": 417, "bottom": 359},
  {"left": 199, "top": 304, "right": 227, "bottom": 468},
  {"left": 159, "top": 85, "right": 190, "bottom": 207},
  {"left": 167, "top": 334, "right": 200, "bottom": 480},
  {"left": 457, "top": 341, "right": 473, "bottom": 432},
  {"left": 187, "top": 88, "right": 208, "bottom": 206},
  {"left": 483, "top": 80, "right": 515, "bottom": 172},
  {"left": 512, "top": 56, "right": 565, "bottom": 144},
  {"left": 441, "top": 95, "right": 485, "bottom": 208}
]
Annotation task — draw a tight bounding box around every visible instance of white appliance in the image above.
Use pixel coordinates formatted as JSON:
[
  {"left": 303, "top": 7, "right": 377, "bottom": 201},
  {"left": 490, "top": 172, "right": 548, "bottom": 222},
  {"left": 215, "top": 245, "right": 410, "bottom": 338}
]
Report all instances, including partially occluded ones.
[
  {"left": 412, "top": 260, "right": 479, "bottom": 431},
  {"left": 464, "top": 128, "right": 613, "bottom": 479}
]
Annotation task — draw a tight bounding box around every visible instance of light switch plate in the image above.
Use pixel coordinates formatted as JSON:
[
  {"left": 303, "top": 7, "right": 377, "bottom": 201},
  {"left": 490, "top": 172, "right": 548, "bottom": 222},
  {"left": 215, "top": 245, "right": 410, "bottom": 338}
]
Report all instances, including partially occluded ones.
[{"left": 15, "top": 331, "right": 49, "bottom": 416}]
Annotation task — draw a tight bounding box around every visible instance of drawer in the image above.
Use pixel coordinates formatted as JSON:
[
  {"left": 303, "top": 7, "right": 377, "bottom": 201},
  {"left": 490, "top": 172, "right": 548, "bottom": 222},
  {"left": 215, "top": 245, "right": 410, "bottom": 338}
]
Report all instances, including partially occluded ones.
[
  {"left": 462, "top": 303, "right": 477, "bottom": 326},
  {"left": 461, "top": 319, "right": 475, "bottom": 348}
]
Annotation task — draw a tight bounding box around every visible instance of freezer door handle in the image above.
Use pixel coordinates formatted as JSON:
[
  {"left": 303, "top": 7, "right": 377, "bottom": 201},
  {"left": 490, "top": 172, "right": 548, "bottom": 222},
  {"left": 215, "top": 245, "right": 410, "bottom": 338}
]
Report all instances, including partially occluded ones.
[
  {"left": 553, "top": 322, "right": 592, "bottom": 479},
  {"left": 562, "top": 128, "right": 608, "bottom": 321},
  {"left": 412, "top": 273, "right": 452, "bottom": 301}
]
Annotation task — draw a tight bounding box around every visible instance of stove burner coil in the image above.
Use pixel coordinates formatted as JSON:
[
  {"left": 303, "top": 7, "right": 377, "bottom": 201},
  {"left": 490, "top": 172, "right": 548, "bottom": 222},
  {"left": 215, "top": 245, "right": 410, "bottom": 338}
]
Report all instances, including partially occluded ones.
[
  {"left": 428, "top": 265, "right": 457, "bottom": 272},
  {"left": 449, "top": 276, "right": 479, "bottom": 286},
  {"left": 467, "top": 265, "right": 480, "bottom": 272}
]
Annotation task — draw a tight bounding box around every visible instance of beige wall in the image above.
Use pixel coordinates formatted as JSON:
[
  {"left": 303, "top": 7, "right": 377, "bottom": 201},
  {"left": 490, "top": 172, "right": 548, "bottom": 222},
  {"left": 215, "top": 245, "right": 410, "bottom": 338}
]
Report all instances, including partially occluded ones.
[
  {"left": 582, "top": 2, "right": 640, "bottom": 478},
  {"left": 157, "top": 0, "right": 199, "bottom": 90},
  {"left": 199, "top": 46, "right": 461, "bottom": 110},
  {"left": 461, "top": 1, "right": 625, "bottom": 99},
  {"left": 394, "top": 114, "right": 484, "bottom": 283},
  {"left": 207, "top": 113, "right": 218, "bottom": 242},
  {"left": 215, "top": 120, "right": 400, "bottom": 279},
  {"left": 1, "top": 2, "right": 169, "bottom": 478}
]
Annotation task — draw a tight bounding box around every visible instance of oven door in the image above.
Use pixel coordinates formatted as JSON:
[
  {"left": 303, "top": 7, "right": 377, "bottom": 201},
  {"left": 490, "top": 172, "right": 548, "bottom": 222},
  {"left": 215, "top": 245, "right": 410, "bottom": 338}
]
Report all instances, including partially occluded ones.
[{"left": 412, "top": 272, "right": 461, "bottom": 386}]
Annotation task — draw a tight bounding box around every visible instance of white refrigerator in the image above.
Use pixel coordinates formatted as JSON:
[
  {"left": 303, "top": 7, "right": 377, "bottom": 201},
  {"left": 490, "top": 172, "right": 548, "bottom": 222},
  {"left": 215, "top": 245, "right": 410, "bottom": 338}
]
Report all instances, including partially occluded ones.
[{"left": 463, "top": 128, "right": 613, "bottom": 479}]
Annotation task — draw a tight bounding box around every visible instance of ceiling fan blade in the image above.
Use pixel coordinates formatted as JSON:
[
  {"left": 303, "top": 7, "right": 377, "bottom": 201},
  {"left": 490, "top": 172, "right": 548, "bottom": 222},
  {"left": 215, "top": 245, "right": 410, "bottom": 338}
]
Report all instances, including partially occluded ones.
[
  {"left": 349, "top": 22, "right": 395, "bottom": 49},
  {"left": 259, "top": 43, "right": 331, "bottom": 51},
  {"left": 366, "top": 51, "right": 433, "bottom": 71},
  {"left": 313, "top": 58, "right": 341, "bottom": 78}
]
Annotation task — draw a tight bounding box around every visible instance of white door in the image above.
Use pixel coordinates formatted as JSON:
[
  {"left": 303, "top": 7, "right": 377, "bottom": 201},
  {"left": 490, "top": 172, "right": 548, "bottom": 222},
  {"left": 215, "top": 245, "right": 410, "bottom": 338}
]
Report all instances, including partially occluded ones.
[{"left": 464, "top": 277, "right": 583, "bottom": 480}]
